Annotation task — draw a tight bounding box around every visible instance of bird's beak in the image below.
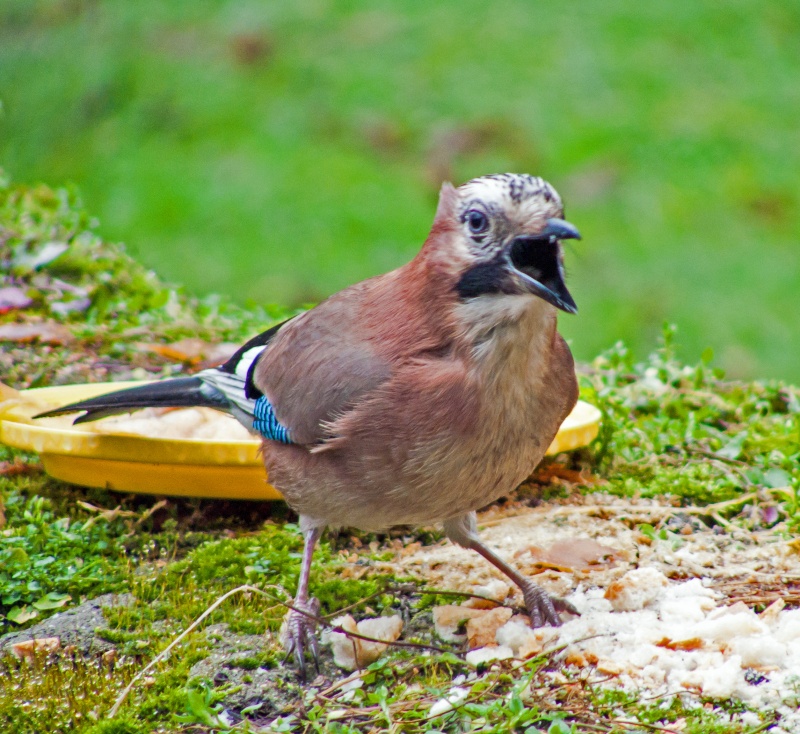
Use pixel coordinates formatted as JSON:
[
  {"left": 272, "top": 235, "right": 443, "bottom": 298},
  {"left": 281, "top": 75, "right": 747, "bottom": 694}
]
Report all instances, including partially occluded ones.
[{"left": 506, "top": 218, "right": 580, "bottom": 314}]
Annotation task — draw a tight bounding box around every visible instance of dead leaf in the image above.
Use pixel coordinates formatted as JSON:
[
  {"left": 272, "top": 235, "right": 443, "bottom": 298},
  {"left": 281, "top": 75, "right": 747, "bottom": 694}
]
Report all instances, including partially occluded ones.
[
  {"left": 787, "top": 538, "right": 800, "bottom": 555},
  {"left": 0, "top": 460, "right": 40, "bottom": 478},
  {"left": 140, "top": 339, "right": 238, "bottom": 367},
  {"left": 77, "top": 501, "right": 137, "bottom": 529},
  {"left": 518, "top": 538, "right": 618, "bottom": 572},
  {"left": 0, "top": 287, "right": 33, "bottom": 314},
  {"left": 11, "top": 637, "right": 61, "bottom": 661},
  {"left": 0, "top": 321, "right": 73, "bottom": 345},
  {"left": 532, "top": 463, "right": 603, "bottom": 485}
]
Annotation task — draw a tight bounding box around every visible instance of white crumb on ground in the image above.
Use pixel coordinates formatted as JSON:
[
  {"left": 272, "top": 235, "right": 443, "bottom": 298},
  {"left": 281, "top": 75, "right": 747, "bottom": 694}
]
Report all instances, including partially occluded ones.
[
  {"left": 381, "top": 493, "right": 800, "bottom": 731},
  {"left": 325, "top": 614, "right": 403, "bottom": 671},
  {"left": 428, "top": 686, "right": 469, "bottom": 718}
]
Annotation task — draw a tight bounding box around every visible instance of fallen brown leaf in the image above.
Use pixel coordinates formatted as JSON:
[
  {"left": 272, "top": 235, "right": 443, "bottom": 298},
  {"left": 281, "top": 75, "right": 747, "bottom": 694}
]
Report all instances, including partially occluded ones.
[
  {"left": 532, "top": 463, "right": 603, "bottom": 485},
  {"left": 0, "top": 321, "right": 73, "bottom": 345},
  {"left": 518, "top": 538, "right": 618, "bottom": 572},
  {"left": 11, "top": 637, "right": 61, "bottom": 661},
  {"left": 0, "top": 286, "right": 33, "bottom": 314},
  {"left": 140, "top": 339, "right": 239, "bottom": 367},
  {"left": 0, "top": 459, "right": 41, "bottom": 478}
]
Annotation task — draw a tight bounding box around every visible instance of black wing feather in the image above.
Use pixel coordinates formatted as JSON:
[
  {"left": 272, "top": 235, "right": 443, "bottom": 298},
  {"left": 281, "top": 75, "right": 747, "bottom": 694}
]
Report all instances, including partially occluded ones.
[{"left": 34, "top": 377, "right": 228, "bottom": 424}]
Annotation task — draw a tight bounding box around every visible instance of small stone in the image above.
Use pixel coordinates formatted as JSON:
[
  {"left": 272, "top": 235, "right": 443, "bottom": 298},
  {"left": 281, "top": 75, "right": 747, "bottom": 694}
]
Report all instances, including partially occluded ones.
[{"left": 101, "top": 649, "right": 117, "bottom": 666}]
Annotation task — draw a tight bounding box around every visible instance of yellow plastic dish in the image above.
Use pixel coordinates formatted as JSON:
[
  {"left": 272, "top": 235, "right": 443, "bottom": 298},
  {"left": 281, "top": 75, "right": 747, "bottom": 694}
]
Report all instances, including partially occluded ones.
[{"left": 0, "top": 382, "right": 601, "bottom": 500}]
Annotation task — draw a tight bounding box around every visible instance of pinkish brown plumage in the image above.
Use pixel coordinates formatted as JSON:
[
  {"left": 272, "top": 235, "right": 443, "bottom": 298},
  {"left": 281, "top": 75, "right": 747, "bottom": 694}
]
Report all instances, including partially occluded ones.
[{"left": 38, "top": 173, "right": 582, "bottom": 678}]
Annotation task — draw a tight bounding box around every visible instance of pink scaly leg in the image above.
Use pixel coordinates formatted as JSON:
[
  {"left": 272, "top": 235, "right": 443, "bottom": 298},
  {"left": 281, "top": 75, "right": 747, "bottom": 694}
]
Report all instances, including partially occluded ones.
[
  {"left": 282, "top": 525, "right": 322, "bottom": 679},
  {"left": 443, "top": 513, "right": 578, "bottom": 628}
]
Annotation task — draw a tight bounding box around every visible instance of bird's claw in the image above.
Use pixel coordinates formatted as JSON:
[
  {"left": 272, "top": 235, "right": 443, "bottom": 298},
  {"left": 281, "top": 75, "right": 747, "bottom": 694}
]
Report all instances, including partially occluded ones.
[
  {"left": 520, "top": 581, "right": 579, "bottom": 628},
  {"left": 282, "top": 597, "right": 321, "bottom": 680}
]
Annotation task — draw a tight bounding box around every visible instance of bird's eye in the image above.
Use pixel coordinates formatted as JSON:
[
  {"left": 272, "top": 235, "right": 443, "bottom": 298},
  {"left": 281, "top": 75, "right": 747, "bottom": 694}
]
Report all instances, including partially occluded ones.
[{"left": 466, "top": 209, "right": 489, "bottom": 234}]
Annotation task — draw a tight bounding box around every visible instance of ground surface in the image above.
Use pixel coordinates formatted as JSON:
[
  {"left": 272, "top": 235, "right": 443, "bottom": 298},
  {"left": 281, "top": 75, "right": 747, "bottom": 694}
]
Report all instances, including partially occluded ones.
[{"left": 1, "top": 176, "right": 799, "bottom": 732}]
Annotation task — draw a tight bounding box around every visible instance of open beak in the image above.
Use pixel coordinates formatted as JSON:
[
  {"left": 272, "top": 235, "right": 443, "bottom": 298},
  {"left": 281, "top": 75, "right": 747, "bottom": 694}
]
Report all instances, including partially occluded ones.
[{"left": 506, "top": 218, "right": 580, "bottom": 314}]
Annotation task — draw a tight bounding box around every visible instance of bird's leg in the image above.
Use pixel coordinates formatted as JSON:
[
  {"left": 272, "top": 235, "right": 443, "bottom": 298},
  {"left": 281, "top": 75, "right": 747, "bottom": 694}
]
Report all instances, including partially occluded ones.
[
  {"left": 443, "top": 513, "right": 578, "bottom": 628},
  {"left": 281, "top": 524, "right": 322, "bottom": 679},
  {"left": 467, "top": 535, "right": 578, "bottom": 627}
]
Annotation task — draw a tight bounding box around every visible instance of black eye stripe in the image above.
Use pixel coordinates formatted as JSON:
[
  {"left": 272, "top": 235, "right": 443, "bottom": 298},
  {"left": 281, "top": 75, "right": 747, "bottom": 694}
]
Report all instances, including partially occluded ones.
[{"left": 455, "top": 257, "right": 517, "bottom": 299}]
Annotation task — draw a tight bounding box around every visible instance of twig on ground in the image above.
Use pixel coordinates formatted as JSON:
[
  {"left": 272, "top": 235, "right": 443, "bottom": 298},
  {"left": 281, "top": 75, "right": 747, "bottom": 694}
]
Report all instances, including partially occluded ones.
[
  {"left": 108, "top": 584, "right": 261, "bottom": 718},
  {"left": 107, "top": 582, "right": 459, "bottom": 718}
]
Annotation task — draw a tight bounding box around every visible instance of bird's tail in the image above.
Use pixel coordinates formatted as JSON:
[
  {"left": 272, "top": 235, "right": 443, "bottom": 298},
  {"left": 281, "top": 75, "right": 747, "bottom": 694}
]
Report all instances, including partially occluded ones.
[{"left": 34, "top": 376, "right": 229, "bottom": 424}]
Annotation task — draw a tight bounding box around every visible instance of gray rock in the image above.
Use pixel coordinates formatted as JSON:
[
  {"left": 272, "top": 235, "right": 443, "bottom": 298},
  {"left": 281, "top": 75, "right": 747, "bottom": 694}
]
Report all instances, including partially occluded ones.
[
  {"left": 0, "top": 593, "right": 133, "bottom": 656},
  {"left": 188, "top": 624, "right": 306, "bottom": 719}
]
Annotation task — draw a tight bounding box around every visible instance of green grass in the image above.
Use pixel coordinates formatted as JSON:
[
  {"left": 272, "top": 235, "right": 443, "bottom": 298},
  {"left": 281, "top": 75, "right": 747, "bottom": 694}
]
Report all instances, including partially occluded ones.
[{"left": 1, "top": 1, "right": 799, "bottom": 380}]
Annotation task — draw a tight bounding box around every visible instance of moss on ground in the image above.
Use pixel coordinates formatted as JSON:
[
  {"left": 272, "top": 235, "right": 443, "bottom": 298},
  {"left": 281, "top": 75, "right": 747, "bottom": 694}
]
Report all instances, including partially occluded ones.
[{"left": 1, "top": 173, "right": 797, "bottom": 731}]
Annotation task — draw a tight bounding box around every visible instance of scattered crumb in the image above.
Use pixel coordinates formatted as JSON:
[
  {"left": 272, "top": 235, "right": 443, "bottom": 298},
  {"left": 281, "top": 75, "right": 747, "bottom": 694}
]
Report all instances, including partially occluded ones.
[
  {"left": 29, "top": 403, "right": 254, "bottom": 441},
  {"left": 495, "top": 616, "right": 558, "bottom": 658},
  {"left": 604, "top": 567, "right": 669, "bottom": 611},
  {"left": 432, "top": 605, "right": 486, "bottom": 643},
  {"left": 91, "top": 407, "right": 253, "bottom": 441},
  {"left": 460, "top": 578, "right": 511, "bottom": 608},
  {"left": 428, "top": 686, "right": 469, "bottom": 717},
  {"left": 327, "top": 614, "right": 403, "bottom": 671},
  {"left": 392, "top": 493, "right": 800, "bottom": 728},
  {"left": 465, "top": 645, "right": 514, "bottom": 666},
  {"left": 466, "top": 606, "right": 513, "bottom": 649}
]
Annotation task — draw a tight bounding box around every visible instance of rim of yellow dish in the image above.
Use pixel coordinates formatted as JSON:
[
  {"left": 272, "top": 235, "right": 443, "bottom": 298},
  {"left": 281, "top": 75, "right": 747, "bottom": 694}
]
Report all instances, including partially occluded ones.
[{"left": 0, "top": 381, "right": 601, "bottom": 499}]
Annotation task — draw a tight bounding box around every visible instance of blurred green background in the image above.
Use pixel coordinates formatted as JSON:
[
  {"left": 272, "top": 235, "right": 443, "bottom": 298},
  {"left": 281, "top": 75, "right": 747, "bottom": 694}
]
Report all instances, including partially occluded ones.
[{"left": 1, "top": 0, "right": 798, "bottom": 380}]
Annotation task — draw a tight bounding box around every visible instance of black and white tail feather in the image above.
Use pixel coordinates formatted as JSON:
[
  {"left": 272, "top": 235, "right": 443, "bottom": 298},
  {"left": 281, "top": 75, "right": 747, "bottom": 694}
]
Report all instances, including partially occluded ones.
[{"left": 35, "top": 319, "right": 291, "bottom": 438}]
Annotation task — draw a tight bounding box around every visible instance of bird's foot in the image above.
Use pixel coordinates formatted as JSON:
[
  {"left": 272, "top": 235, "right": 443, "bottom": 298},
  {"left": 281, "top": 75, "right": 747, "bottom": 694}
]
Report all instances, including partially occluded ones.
[
  {"left": 280, "top": 596, "right": 321, "bottom": 680},
  {"left": 520, "top": 581, "right": 580, "bottom": 628}
]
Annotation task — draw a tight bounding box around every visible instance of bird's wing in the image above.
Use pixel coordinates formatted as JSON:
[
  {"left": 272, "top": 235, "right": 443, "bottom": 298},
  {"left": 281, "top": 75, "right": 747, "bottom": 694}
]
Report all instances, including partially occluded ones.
[
  {"left": 196, "top": 317, "right": 296, "bottom": 431},
  {"left": 250, "top": 302, "right": 394, "bottom": 446}
]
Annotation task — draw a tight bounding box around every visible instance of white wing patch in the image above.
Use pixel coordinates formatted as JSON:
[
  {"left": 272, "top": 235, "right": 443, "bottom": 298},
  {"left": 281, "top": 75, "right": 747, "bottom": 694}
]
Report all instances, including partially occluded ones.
[{"left": 234, "top": 345, "right": 269, "bottom": 380}]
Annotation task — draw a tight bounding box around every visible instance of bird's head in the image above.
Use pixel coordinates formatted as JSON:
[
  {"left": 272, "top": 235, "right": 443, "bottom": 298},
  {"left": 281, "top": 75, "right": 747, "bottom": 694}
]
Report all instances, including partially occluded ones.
[{"left": 428, "top": 173, "right": 580, "bottom": 314}]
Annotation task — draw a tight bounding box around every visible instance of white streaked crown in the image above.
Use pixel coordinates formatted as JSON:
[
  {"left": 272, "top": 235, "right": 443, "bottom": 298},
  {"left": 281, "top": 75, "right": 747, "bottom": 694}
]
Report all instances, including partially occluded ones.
[{"left": 458, "top": 173, "right": 562, "bottom": 220}]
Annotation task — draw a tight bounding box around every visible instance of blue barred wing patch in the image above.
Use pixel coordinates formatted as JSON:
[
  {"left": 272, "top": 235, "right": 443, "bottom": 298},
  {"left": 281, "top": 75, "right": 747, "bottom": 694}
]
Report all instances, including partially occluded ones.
[{"left": 252, "top": 396, "right": 293, "bottom": 444}]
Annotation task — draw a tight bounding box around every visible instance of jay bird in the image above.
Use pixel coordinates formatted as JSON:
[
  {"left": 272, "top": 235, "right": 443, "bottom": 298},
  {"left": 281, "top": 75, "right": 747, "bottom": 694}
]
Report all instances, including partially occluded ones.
[{"left": 38, "top": 173, "right": 582, "bottom": 675}]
